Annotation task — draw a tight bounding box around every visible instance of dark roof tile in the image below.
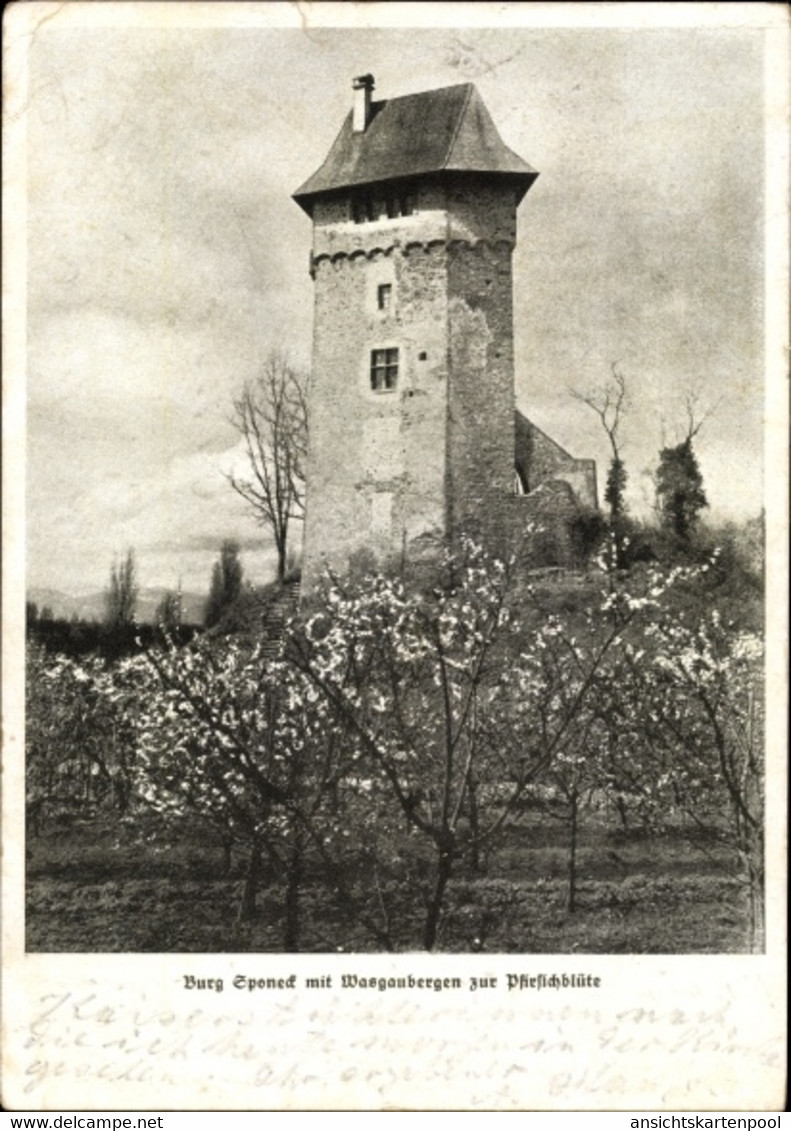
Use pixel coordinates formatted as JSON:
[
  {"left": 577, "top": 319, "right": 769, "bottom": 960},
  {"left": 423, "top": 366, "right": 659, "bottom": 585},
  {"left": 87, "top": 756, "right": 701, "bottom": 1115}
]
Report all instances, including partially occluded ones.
[{"left": 294, "top": 82, "right": 537, "bottom": 214}]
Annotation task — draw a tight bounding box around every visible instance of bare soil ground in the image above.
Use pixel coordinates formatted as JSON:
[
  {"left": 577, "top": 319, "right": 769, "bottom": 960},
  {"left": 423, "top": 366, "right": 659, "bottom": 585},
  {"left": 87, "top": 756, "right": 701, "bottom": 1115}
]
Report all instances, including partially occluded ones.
[{"left": 25, "top": 816, "right": 752, "bottom": 953}]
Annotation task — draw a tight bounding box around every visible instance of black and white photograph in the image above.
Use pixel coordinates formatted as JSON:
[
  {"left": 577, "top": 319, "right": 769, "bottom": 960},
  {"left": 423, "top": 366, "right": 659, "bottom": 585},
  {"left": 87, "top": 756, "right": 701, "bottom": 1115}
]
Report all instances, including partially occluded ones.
[{"left": 3, "top": 0, "right": 787, "bottom": 1111}]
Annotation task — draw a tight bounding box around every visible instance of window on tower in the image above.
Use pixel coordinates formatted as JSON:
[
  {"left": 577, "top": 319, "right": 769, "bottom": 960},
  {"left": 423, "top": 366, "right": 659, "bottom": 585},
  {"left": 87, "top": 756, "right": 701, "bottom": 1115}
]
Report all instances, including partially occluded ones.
[
  {"left": 352, "top": 196, "right": 375, "bottom": 224},
  {"left": 377, "top": 283, "right": 392, "bottom": 311},
  {"left": 385, "top": 193, "right": 415, "bottom": 219},
  {"left": 370, "top": 348, "right": 399, "bottom": 392},
  {"left": 352, "top": 190, "right": 416, "bottom": 223}
]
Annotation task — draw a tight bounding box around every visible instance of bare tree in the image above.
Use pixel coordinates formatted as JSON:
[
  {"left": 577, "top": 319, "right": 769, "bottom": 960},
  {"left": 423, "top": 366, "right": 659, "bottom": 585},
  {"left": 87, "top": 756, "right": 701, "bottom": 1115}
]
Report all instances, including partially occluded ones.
[
  {"left": 680, "top": 390, "right": 718, "bottom": 444},
  {"left": 571, "top": 362, "right": 628, "bottom": 523},
  {"left": 227, "top": 351, "right": 309, "bottom": 584}
]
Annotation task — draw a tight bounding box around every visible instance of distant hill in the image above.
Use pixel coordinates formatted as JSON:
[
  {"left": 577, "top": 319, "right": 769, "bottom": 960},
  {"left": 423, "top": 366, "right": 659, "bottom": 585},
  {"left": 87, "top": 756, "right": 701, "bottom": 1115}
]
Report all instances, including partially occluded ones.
[{"left": 27, "top": 587, "right": 207, "bottom": 626}]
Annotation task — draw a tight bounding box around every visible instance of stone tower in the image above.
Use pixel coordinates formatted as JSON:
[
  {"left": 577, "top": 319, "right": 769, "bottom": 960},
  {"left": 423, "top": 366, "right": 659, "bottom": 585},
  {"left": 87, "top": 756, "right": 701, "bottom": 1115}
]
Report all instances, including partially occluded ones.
[{"left": 293, "top": 76, "right": 540, "bottom": 589}]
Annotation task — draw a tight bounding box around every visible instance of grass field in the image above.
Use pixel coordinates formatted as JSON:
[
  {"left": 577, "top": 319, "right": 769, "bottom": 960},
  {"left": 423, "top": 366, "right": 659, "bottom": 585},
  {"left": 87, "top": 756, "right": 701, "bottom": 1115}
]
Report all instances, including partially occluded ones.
[{"left": 26, "top": 815, "right": 754, "bottom": 953}]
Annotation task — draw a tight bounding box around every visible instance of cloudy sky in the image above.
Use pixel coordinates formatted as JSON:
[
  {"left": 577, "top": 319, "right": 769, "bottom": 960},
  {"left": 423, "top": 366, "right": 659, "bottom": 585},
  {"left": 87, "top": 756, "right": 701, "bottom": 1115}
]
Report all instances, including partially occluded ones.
[{"left": 17, "top": 5, "right": 774, "bottom": 597}]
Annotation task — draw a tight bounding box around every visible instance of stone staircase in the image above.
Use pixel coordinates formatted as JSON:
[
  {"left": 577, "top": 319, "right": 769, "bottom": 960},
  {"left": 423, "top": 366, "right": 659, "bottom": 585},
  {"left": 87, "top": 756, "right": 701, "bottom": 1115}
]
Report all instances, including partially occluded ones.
[{"left": 260, "top": 579, "right": 301, "bottom": 659}]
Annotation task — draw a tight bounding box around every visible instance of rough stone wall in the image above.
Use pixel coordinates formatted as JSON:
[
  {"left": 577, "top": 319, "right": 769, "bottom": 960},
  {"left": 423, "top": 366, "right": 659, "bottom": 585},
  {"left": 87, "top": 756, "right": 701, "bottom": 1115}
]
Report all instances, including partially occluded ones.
[
  {"left": 505, "top": 480, "right": 581, "bottom": 568},
  {"left": 302, "top": 177, "right": 521, "bottom": 590},
  {"left": 446, "top": 235, "right": 515, "bottom": 558},
  {"left": 515, "top": 411, "right": 598, "bottom": 509},
  {"left": 303, "top": 192, "right": 449, "bottom": 590},
  {"left": 445, "top": 178, "right": 518, "bottom": 246}
]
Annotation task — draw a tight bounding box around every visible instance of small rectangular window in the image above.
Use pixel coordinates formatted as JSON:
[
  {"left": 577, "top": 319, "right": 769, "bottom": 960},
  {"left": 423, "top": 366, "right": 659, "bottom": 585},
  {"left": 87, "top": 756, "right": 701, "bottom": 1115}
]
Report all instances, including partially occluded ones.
[
  {"left": 371, "top": 347, "right": 399, "bottom": 392},
  {"left": 377, "top": 284, "right": 392, "bottom": 311},
  {"left": 352, "top": 196, "right": 375, "bottom": 224},
  {"left": 384, "top": 194, "right": 415, "bottom": 219}
]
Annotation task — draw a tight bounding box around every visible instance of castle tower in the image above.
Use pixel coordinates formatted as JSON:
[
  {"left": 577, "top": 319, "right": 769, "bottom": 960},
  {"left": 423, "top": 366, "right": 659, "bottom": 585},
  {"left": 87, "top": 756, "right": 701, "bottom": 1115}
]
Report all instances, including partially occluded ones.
[{"left": 293, "top": 77, "right": 538, "bottom": 589}]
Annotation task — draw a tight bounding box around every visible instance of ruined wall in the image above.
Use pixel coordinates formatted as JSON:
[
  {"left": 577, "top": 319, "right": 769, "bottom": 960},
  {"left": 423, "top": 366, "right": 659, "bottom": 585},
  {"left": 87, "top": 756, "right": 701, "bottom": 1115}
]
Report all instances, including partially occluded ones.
[
  {"left": 505, "top": 480, "right": 581, "bottom": 568},
  {"left": 515, "top": 411, "right": 598, "bottom": 509}
]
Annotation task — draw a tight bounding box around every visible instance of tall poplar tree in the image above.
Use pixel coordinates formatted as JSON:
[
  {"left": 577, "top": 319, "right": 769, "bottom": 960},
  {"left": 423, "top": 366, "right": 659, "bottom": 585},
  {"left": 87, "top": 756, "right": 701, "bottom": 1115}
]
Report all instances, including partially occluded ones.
[
  {"left": 205, "top": 540, "right": 244, "bottom": 628},
  {"left": 655, "top": 395, "right": 712, "bottom": 542},
  {"left": 105, "top": 549, "right": 138, "bottom": 628},
  {"left": 656, "top": 438, "right": 708, "bottom": 541}
]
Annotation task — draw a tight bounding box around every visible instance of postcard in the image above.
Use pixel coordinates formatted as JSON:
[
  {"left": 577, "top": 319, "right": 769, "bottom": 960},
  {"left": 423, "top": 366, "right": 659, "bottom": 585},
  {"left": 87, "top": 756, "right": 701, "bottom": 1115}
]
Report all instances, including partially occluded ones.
[{"left": 2, "top": 1, "right": 787, "bottom": 1111}]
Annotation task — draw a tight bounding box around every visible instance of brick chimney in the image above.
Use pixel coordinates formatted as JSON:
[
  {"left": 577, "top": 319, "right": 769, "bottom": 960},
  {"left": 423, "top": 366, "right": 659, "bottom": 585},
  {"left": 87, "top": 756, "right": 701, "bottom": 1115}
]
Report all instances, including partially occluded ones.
[{"left": 352, "top": 74, "right": 375, "bottom": 133}]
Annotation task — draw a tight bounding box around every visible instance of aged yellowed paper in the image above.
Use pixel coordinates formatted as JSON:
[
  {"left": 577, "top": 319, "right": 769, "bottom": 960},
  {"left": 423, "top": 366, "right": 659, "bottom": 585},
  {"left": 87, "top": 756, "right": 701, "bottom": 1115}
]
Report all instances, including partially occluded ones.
[{"left": 3, "top": 1, "right": 787, "bottom": 1111}]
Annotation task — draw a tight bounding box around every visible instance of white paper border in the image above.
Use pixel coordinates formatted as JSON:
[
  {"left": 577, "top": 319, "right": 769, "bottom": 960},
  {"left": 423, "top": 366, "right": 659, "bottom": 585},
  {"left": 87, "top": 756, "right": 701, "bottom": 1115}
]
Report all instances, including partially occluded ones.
[{"left": 2, "top": 2, "right": 787, "bottom": 1112}]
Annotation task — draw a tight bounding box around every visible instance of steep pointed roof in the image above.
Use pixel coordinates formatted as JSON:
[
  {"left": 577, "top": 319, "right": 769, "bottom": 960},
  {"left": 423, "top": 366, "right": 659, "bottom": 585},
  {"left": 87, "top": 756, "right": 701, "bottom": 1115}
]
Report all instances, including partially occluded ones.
[{"left": 293, "top": 82, "right": 538, "bottom": 215}]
